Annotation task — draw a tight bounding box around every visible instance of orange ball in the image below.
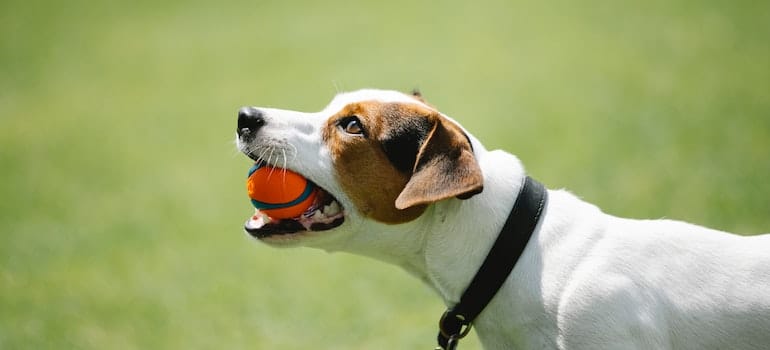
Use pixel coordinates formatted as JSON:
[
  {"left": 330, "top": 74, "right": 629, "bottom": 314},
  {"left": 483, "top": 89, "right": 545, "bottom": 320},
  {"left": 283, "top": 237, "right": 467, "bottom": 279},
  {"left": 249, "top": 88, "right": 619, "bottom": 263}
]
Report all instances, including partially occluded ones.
[{"left": 246, "top": 163, "right": 317, "bottom": 219}]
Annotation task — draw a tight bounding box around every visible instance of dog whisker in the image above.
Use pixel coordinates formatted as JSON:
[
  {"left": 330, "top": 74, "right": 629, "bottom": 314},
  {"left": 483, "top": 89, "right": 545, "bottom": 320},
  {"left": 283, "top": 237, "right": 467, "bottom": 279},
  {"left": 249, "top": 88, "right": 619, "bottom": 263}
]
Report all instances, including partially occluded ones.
[{"left": 286, "top": 143, "right": 298, "bottom": 163}]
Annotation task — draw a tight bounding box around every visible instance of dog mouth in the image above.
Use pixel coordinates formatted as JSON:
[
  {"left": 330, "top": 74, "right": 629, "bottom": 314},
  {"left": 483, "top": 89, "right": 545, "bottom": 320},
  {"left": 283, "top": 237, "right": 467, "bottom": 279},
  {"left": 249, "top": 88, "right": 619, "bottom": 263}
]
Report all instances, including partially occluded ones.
[{"left": 243, "top": 157, "right": 346, "bottom": 240}]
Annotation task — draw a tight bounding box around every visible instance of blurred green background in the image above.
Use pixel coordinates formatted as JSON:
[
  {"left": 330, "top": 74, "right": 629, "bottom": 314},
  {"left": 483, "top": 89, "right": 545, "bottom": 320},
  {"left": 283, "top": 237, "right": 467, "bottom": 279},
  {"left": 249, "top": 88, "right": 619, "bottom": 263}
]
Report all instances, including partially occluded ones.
[{"left": 1, "top": 0, "right": 768, "bottom": 348}]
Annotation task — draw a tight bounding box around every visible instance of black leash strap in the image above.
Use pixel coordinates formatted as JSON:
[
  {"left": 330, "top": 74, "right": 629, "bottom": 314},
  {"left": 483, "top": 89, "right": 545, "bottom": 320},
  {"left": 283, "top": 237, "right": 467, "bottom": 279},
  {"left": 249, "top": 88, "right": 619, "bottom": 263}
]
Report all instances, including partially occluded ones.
[{"left": 435, "top": 176, "right": 547, "bottom": 350}]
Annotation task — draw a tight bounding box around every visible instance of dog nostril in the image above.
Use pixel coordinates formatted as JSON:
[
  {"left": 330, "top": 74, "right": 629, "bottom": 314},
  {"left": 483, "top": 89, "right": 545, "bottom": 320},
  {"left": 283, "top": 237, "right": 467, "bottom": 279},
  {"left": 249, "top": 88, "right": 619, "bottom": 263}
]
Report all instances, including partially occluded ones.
[{"left": 237, "top": 107, "right": 266, "bottom": 136}]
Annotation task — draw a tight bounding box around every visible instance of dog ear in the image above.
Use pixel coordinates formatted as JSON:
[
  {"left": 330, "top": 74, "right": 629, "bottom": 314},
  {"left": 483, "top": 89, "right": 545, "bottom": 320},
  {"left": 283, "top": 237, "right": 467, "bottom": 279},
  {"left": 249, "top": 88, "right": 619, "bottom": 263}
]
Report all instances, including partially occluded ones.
[
  {"left": 395, "top": 116, "right": 484, "bottom": 210},
  {"left": 411, "top": 89, "right": 426, "bottom": 102}
]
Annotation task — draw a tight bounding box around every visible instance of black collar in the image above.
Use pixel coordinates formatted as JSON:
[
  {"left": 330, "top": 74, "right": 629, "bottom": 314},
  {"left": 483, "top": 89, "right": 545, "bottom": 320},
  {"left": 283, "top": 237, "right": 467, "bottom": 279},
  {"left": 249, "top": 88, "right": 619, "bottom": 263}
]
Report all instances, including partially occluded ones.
[{"left": 436, "top": 176, "right": 547, "bottom": 350}]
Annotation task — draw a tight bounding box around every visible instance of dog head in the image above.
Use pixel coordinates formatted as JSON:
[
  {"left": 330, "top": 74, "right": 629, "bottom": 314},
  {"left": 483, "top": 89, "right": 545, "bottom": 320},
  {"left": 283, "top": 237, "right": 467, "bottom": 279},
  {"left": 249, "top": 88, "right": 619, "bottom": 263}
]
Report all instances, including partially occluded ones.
[{"left": 236, "top": 89, "right": 483, "bottom": 247}]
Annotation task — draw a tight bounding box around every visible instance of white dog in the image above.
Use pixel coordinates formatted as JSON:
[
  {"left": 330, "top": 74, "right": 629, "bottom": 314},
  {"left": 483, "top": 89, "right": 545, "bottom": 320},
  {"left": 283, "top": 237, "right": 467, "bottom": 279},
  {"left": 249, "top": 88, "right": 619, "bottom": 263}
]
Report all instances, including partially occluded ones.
[{"left": 235, "top": 89, "right": 770, "bottom": 349}]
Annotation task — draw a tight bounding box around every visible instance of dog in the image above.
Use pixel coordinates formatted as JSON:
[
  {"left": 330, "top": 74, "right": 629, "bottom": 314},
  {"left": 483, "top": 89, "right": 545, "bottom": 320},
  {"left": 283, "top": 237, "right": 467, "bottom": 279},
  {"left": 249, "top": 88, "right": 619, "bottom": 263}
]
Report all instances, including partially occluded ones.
[{"left": 235, "top": 89, "right": 770, "bottom": 349}]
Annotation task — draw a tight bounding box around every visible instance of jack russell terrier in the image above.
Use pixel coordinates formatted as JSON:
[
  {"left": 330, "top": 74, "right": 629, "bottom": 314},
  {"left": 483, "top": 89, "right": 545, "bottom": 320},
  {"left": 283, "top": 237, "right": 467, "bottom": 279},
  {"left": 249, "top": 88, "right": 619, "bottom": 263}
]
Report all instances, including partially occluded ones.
[{"left": 235, "top": 89, "right": 770, "bottom": 349}]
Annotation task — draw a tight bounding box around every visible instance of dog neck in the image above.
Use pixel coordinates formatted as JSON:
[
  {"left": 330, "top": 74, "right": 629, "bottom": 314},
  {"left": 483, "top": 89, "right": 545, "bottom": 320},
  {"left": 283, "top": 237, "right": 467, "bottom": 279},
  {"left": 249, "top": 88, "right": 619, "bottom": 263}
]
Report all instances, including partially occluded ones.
[
  {"left": 422, "top": 150, "right": 527, "bottom": 304},
  {"left": 316, "top": 150, "right": 528, "bottom": 307}
]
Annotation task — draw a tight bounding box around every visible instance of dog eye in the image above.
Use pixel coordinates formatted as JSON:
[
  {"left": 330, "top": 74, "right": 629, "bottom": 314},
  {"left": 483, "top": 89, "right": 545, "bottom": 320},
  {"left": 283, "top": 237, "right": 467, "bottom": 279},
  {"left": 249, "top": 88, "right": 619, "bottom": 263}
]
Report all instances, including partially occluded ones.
[{"left": 339, "top": 116, "right": 365, "bottom": 136}]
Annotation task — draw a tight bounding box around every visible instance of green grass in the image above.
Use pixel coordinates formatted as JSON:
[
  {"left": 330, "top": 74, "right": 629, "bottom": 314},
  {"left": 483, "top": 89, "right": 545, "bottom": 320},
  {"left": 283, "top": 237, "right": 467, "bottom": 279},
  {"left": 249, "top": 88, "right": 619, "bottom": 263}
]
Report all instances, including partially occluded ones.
[{"left": 1, "top": 0, "right": 768, "bottom": 348}]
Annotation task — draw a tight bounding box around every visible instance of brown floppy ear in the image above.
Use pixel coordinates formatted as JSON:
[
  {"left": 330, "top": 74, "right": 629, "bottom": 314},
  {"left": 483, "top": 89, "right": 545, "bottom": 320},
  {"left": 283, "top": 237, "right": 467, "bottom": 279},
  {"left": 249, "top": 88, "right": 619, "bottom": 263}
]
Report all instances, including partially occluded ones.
[{"left": 395, "top": 116, "right": 484, "bottom": 210}]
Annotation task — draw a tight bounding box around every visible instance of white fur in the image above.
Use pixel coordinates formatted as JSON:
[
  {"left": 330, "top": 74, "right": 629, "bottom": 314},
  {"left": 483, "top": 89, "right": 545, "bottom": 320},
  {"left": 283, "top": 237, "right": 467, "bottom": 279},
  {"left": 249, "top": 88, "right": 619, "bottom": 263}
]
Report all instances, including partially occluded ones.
[{"left": 237, "top": 89, "right": 770, "bottom": 349}]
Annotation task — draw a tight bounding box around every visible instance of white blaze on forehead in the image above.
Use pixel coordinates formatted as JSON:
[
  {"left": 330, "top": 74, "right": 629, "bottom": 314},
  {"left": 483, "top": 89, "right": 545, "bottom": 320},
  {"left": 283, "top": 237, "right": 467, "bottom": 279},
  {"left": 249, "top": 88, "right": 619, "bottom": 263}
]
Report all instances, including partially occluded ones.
[
  {"left": 320, "top": 89, "right": 485, "bottom": 156},
  {"left": 321, "top": 89, "right": 430, "bottom": 115}
]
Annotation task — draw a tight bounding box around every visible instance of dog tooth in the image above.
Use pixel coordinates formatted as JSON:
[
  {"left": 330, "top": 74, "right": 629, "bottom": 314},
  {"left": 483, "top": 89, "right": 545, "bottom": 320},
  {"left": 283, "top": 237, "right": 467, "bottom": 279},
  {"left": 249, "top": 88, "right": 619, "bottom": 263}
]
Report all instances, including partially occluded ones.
[
  {"left": 326, "top": 201, "right": 340, "bottom": 215},
  {"left": 312, "top": 209, "right": 324, "bottom": 220},
  {"left": 256, "top": 211, "right": 271, "bottom": 223},
  {"left": 323, "top": 204, "right": 336, "bottom": 215}
]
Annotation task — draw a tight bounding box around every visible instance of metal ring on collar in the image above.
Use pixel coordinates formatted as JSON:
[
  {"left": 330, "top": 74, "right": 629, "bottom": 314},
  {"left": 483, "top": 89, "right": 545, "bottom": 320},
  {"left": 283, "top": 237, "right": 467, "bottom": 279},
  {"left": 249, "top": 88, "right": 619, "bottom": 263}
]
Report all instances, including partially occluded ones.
[{"left": 438, "top": 311, "right": 473, "bottom": 339}]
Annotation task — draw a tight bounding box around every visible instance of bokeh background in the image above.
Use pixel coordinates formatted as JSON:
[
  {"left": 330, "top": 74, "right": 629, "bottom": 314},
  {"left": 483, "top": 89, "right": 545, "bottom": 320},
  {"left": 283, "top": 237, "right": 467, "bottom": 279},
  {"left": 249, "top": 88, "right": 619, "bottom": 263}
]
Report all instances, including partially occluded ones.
[{"left": 2, "top": 0, "right": 768, "bottom": 348}]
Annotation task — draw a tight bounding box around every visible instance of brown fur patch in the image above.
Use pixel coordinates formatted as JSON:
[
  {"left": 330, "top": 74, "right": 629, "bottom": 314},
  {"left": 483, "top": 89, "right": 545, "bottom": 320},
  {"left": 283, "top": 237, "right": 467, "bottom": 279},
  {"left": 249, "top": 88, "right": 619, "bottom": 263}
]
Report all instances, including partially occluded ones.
[
  {"left": 323, "top": 101, "right": 482, "bottom": 224},
  {"left": 395, "top": 115, "right": 484, "bottom": 209},
  {"left": 323, "top": 102, "right": 428, "bottom": 223}
]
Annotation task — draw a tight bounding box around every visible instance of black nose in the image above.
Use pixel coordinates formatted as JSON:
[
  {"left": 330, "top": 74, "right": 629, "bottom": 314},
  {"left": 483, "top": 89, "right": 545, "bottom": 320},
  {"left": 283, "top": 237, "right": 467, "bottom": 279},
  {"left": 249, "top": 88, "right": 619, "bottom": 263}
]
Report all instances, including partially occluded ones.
[{"left": 237, "top": 107, "right": 265, "bottom": 136}]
